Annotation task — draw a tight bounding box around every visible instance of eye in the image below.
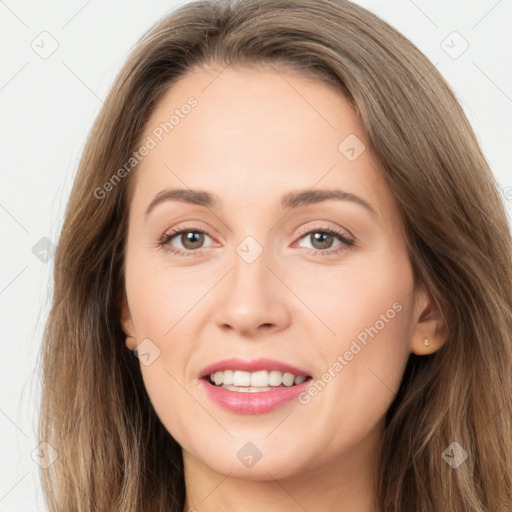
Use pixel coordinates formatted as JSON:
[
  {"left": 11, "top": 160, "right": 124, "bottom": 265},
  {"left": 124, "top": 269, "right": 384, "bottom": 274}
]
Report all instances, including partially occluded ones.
[
  {"left": 159, "top": 226, "right": 215, "bottom": 256},
  {"left": 294, "top": 226, "right": 355, "bottom": 255},
  {"left": 158, "top": 224, "right": 355, "bottom": 257}
]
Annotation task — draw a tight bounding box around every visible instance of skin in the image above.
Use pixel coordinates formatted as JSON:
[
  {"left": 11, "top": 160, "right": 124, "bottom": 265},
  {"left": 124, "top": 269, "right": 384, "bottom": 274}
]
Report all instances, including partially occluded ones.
[{"left": 120, "top": 64, "right": 448, "bottom": 512}]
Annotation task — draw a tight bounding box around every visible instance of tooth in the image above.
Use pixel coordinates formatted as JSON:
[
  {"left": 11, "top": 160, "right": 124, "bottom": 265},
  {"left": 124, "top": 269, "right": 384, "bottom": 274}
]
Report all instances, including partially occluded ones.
[
  {"left": 233, "top": 370, "right": 251, "bottom": 386},
  {"left": 223, "top": 370, "right": 234, "bottom": 385},
  {"left": 282, "top": 373, "right": 295, "bottom": 386},
  {"left": 208, "top": 369, "right": 307, "bottom": 388},
  {"left": 268, "top": 370, "right": 283, "bottom": 386},
  {"left": 294, "top": 375, "right": 306, "bottom": 385},
  {"left": 250, "top": 370, "right": 269, "bottom": 387},
  {"left": 234, "top": 386, "right": 273, "bottom": 393}
]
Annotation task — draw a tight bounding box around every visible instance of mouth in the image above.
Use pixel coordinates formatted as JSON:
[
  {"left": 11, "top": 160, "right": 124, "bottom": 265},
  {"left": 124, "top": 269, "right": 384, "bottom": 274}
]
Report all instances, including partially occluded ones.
[
  {"left": 199, "top": 357, "right": 312, "bottom": 390},
  {"left": 203, "top": 369, "right": 312, "bottom": 392},
  {"left": 198, "top": 358, "right": 313, "bottom": 410}
]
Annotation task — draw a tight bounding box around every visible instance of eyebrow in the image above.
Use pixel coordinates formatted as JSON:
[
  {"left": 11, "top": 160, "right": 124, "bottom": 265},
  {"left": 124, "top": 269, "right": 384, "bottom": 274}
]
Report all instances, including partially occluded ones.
[{"left": 145, "top": 188, "right": 377, "bottom": 217}]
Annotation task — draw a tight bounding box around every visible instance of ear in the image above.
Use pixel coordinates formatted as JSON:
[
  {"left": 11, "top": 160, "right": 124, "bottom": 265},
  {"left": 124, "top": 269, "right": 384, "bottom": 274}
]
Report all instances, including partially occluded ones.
[
  {"left": 409, "top": 286, "right": 449, "bottom": 355},
  {"left": 120, "top": 292, "right": 137, "bottom": 350}
]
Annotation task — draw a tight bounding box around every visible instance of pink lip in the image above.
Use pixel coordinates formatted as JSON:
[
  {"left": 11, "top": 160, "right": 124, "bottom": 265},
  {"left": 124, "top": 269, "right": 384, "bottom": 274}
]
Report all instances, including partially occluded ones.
[
  {"left": 198, "top": 358, "right": 311, "bottom": 379},
  {"left": 200, "top": 377, "right": 312, "bottom": 415},
  {"left": 198, "top": 358, "right": 312, "bottom": 415}
]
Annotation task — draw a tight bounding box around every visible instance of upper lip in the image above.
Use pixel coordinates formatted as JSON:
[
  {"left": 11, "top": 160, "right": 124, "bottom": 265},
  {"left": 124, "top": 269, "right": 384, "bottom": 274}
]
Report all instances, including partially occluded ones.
[{"left": 199, "top": 358, "right": 311, "bottom": 379}]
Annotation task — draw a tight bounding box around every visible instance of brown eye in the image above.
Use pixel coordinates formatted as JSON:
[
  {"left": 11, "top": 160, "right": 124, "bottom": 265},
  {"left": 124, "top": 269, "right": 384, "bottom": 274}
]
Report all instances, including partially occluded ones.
[
  {"left": 296, "top": 227, "right": 354, "bottom": 254},
  {"left": 179, "top": 231, "right": 205, "bottom": 250},
  {"left": 309, "top": 232, "right": 335, "bottom": 250},
  {"left": 159, "top": 228, "right": 215, "bottom": 256}
]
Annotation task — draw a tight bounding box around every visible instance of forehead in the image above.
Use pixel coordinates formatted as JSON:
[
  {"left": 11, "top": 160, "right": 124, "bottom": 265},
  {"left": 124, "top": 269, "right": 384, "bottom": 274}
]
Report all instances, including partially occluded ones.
[
  {"left": 129, "top": 65, "right": 394, "bottom": 220},
  {"left": 143, "top": 64, "right": 359, "bottom": 155}
]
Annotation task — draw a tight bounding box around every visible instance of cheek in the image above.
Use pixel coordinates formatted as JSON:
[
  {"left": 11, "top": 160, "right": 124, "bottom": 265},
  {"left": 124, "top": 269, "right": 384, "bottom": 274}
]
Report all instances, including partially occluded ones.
[
  {"left": 139, "top": 358, "right": 199, "bottom": 419},
  {"left": 311, "top": 252, "right": 415, "bottom": 431},
  {"left": 124, "top": 252, "right": 209, "bottom": 432},
  {"left": 124, "top": 246, "right": 202, "bottom": 338},
  {"left": 330, "top": 302, "right": 413, "bottom": 412},
  {"left": 304, "top": 241, "right": 410, "bottom": 354},
  {"left": 301, "top": 244, "right": 414, "bottom": 349}
]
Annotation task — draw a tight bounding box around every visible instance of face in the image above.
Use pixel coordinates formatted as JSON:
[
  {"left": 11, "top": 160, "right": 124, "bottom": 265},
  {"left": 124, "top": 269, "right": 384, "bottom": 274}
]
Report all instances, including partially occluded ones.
[{"left": 121, "top": 64, "right": 433, "bottom": 481}]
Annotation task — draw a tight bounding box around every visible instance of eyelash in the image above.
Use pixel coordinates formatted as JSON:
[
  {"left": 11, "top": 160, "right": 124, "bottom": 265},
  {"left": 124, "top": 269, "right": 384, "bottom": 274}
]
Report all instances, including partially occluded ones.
[{"left": 158, "top": 224, "right": 356, "bottom": 258}]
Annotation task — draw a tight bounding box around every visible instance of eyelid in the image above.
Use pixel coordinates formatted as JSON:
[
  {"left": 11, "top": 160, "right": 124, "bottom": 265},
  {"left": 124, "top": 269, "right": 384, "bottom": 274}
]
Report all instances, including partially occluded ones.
[
  {"left": 291, "top": 224, "right": 356, "bottom": 255},
  {"left": 158, "top": 223, "right": 217, "bottom": 252},
  {"left": 159, "top": 221, "right": 356, "bottom": 256},
  {"left": 294, "top": 221, "right": 355, "bottom": 243}
]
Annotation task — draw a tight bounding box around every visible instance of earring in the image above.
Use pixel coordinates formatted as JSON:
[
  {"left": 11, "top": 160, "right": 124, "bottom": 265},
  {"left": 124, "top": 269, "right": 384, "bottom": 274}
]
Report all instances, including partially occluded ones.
[{"left": 424, "top": 338, "right": 430, "bottom": 346}]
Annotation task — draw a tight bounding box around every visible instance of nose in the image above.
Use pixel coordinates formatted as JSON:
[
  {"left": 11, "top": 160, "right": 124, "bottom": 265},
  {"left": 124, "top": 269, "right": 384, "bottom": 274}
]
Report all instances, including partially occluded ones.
[{"left": 214, "top": 245, "right": 291, "bottom": 338}]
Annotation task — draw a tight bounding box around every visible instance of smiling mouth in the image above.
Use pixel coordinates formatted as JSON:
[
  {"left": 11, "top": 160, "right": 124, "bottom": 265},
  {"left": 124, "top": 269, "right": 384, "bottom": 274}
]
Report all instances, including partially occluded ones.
[{"left": 204, "top": 369, "right": 312, "bottom": 392}]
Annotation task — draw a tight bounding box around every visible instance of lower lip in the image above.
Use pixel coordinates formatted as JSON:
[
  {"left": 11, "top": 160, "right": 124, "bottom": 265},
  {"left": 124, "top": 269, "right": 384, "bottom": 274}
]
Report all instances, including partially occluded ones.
[{"left": 200, "top": 378, "right": 312, "bottom": 414}]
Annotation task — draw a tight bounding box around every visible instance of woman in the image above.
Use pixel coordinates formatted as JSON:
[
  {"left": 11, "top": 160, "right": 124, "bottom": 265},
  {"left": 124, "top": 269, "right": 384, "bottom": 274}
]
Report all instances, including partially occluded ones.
[{"left": 38, "top": 0, "right": 512, "bottom": 510}]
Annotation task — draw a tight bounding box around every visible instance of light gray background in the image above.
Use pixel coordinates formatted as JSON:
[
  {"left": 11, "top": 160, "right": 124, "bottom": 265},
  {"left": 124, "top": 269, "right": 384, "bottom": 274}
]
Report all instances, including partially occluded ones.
[{"left": 0, "top": 0, "right": 511, "bottom": 509}]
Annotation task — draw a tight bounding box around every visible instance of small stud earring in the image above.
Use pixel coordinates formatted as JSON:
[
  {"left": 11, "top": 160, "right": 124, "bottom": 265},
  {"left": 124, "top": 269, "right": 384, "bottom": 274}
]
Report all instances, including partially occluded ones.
[{"left": 424, "top": 338, "right": 430, "bottom": 346}]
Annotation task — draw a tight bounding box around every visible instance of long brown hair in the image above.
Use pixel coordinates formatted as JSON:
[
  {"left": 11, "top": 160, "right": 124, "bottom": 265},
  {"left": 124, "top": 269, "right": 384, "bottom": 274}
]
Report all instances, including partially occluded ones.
[{"left": 38, "top": 1, "right": 512, "bottom": 510}]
